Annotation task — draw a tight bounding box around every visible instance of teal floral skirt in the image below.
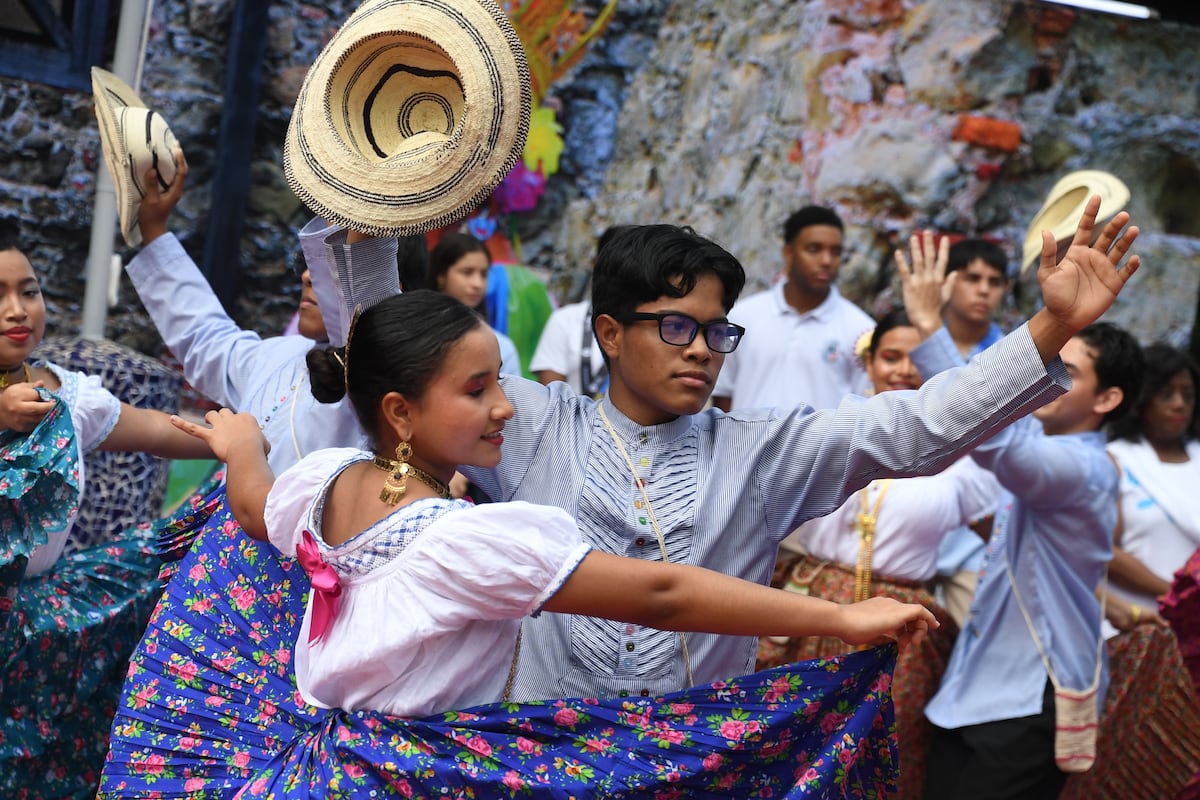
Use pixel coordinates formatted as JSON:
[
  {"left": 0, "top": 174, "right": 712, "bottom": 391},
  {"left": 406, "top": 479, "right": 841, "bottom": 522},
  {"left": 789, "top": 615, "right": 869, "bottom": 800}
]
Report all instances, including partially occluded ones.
[
  {"left": 0, "top": 398, "right": 214, "bottom": 800},
  {"left": 102, "top": 488, "right": 902, "bottom": 798}
]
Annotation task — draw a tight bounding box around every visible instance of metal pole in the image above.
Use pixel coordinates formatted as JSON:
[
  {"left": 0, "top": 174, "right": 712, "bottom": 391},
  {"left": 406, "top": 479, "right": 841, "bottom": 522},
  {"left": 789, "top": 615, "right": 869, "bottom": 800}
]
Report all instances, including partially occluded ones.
[{"left": 80, "top": 0, "right": 154, "bottom": 338}]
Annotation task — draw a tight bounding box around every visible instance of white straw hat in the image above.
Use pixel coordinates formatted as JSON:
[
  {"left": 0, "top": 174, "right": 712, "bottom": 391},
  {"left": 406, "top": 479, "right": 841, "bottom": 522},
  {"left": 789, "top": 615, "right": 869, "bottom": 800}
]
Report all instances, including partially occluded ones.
[
  {"left": 284, "top": 0, "right": 531, "bottom": 237},
  {"left": 1020, "top": 170, "right": 1130, "bottom": 275},
  {"left": 91, "top": 67, "right": 180, "bottom": 248}
]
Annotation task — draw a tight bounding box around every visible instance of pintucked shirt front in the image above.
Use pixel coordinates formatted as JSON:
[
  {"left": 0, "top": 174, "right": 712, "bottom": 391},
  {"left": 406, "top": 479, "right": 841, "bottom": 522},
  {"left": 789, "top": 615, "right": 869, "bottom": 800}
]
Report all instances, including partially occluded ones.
[{"left": 461, "top": 323, "right": 1069, "bottom": 702}]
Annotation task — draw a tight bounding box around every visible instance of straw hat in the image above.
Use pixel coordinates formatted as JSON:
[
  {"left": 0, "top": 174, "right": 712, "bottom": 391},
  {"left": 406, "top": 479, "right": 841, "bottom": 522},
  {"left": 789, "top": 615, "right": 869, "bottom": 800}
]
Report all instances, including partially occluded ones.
[
  {"left": 91, "top": 67, "right": 180, "bottom": 248},
  {"left": 1020, "top": 170, "right": 1130, "bottom": 275},
  {"left": 284, "top": 0, "right": 531, "bottom": 237}
]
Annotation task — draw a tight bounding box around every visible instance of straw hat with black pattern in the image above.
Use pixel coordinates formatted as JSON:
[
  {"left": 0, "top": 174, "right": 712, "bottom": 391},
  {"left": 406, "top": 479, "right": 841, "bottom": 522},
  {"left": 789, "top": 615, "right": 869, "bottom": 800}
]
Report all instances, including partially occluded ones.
[
  {"left": 1020, "top": 170, "right": 1131, "bottom": 276},
  {"left": 284, "top": 0, "right": 531, "bottom": 237},
  {"left": 91, "top": 67, "right": 181, "bottom": 248}
]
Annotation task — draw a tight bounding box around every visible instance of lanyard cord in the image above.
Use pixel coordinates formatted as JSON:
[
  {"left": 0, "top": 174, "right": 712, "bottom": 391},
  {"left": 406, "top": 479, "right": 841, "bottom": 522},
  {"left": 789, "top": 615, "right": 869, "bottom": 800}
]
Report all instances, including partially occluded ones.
[{"left": 598, "top": 404, "right": 695, "bottom": 687}]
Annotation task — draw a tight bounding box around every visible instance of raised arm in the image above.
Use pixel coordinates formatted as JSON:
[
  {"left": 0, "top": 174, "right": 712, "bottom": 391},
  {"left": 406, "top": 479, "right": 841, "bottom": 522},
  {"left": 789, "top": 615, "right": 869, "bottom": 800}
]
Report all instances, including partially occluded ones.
[
  {"left": 170, "top": 409, "right": 274, "bottom": 540},
  {"left": 894, "top": 229, "right": 954, "bottom": 341},
  {"left": 544, "top": 550, "right": 936, "bottom": 649},
  {"left": 129, "top": 150, "right": 276, "bottom": 409},
  {"left": 1026, "top": 195, "right": 1139, "bottom": 363}
]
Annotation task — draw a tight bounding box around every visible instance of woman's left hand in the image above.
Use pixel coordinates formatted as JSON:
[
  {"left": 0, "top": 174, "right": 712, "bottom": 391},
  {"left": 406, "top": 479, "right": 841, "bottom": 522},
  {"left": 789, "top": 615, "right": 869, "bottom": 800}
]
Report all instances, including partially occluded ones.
[{"left": 0, "top": 381, "right": 54, "bottom": 433}]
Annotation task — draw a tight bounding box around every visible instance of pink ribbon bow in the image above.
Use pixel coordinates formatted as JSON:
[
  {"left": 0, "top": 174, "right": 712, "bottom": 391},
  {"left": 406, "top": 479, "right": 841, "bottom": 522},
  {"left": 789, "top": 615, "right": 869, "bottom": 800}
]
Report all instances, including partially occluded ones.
[{"left": 296, "top": 530, "right": 342, "bottom": 645}]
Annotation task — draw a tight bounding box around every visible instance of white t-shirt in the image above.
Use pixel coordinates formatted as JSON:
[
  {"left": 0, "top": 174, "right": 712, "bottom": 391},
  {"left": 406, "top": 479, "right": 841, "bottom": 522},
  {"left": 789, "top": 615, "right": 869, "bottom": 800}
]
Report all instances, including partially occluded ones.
[
  {"left": 1107, "top": 437, "right": 1200, "bottom": 609},
  {"left": 714, "top": 282, "right": 873, "bottom": 411},
  {"left": 263, "top": 448, "right": 592, "bottom": 717},
  {"left": 528, "top": 301, "right": 606, "bottom": 394},
  {"left": 786, "top": 457, "right": 1000, "bottom": 582},
  {"left": 25, "top": 363, "right": 121, "bottom": 576}
]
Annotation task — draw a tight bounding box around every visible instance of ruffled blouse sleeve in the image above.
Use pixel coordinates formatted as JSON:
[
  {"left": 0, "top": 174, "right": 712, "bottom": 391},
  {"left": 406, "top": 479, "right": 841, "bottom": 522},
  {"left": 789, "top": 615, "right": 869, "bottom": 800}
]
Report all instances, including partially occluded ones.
[
  {"left": 399, "top": 500, "right": 592, "bottom": 623},
  {"left": 264, "top": 448, "right": 363, "bottom": 557},
  {"left": 69, "top": 372, "right": 120, "bottom": 454}
]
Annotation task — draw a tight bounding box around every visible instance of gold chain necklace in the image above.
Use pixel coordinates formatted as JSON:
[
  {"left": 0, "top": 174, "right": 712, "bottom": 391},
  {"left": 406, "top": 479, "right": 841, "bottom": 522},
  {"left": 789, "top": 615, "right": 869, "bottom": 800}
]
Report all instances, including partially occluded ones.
[
  {"left": 853, "top": 479, "right": 893, "bottom": 603},
  {"left": 371, "top": 455, "right": 451, "bottom": 500},
  {"left": 0, "top": 363, "right": 32, "bottom": 391}
]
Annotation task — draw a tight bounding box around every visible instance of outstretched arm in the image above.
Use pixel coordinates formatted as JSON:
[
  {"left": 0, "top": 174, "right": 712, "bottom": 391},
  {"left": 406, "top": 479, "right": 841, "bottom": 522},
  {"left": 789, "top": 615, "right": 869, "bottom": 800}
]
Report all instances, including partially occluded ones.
[
  {"left": 170, "top": 409, "right": 274, "bottom": 540},
  {"left": 99, "top": 403, "right": 215, "bottom": 461},
  {"left": 1026, "top": 195, "right": 1140, "bottom": 363},
  {"left": 544, "top": 550, "right": 937, "bottom": 649}
]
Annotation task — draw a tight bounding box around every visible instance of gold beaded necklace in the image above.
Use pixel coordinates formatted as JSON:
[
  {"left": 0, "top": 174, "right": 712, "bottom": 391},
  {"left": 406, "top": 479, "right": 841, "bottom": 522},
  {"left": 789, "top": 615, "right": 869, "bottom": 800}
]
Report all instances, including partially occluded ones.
[{"left": 0, "top": 363, "right": 32, "bottom": 391}]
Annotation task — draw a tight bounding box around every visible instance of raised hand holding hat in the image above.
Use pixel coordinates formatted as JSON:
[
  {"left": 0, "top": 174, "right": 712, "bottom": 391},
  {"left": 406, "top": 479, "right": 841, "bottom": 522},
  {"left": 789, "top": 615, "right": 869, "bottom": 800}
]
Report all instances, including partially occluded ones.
[{"left": 91, "top": 67, "right": 181, "bottom": 248}]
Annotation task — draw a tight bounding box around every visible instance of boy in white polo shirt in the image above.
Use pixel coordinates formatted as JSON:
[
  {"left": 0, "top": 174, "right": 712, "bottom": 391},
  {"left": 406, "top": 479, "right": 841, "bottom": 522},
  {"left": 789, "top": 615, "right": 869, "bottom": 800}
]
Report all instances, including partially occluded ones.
[{"left": 712, "top": 205, "right": 873, "bottom": 412}]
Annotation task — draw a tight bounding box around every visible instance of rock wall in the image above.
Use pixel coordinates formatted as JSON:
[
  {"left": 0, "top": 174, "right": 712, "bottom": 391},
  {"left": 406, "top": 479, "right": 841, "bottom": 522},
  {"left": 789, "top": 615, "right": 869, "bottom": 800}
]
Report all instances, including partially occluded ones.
[
  {"left": 536, "top": 0, "right": 1200, "bottom": 347},
  {"left": 0, "top": 0, "right": 1196, "bottom": 353}
]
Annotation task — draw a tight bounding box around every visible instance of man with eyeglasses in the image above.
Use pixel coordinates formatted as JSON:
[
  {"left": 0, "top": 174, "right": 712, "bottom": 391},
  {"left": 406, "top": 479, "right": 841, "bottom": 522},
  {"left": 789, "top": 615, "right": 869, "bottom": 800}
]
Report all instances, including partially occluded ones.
[
  {"left": 713, "top": 205, "right": 874, "bottom": 414},
  {"left": 451, "top": 211, "right": 1142, "bottom": 704}
]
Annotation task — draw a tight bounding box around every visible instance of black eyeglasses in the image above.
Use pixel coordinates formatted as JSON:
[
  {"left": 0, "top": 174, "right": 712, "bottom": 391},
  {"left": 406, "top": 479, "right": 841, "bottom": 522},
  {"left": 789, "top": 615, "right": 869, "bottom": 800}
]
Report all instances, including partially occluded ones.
[{"left": 613, "top": 312, "right": 745, "bottom": 354}]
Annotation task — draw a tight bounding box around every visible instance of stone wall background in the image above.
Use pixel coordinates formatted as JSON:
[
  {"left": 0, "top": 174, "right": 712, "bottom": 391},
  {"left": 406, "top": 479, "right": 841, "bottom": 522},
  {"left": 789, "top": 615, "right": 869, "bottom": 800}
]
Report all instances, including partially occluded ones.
[
  {"left": 535, "top": 0, "right": 1200, "bottom": 347},
  {"left": 0, "top": 0, "right": 1197, "bottom": 355}
]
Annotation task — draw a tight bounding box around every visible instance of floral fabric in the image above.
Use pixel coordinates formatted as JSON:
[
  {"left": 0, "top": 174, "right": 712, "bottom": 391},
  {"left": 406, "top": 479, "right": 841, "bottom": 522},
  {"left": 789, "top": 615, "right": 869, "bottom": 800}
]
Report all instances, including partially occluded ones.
[
  {"left": 103, "top": 488, "right": 902, "bottom": 798},
  {"left": 0, "top": 393, "right": 80, "bottom": 564},
  {"left": 0, "top": 404, "right": 219, "bottom": 800},
  {"left": 756, "top": 554, "right": 959, "bottom": 800},
  {"left": 1162, "top": 544, "right": 1200, "bottom": 696}
]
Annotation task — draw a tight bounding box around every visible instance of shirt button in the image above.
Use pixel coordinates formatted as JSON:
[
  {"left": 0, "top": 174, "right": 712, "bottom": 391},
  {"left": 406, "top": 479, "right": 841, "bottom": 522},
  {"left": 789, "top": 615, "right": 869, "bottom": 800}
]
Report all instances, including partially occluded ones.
[
  {"left": 619, "top": 690, "right": 629, "bottom": 697},
  {"left": 626, "top": 642, "right": 635, "bottom": 652},
  {"left": 639, "top": 433, "right": 648, "bottom": 444},
  {"left": 623, "top": 657, "right": 633, "bottom": 668},
  {"left": 625, "top": 624, "right": 635, "bottom": 635},
  {"left": 640, "top": 689, "right": 650, "bottom": 697},
  {"left": 639, "top": 457, "right": 650, "bottom": 468},
  {"left": 635, "top": 537, "right": 646, "bottom": 546}
]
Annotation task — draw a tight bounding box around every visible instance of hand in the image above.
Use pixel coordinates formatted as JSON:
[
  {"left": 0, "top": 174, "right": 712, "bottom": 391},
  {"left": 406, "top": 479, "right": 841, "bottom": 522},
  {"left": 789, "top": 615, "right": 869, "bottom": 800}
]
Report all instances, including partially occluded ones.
[
  {"left": 1035, "top": 195, "right": 1140, "bottom": 335},
  {"left": 0, "top": 381, "right": 54, "bottom": 433},
  {"left": 1106, "top": 599, "right": 1166, "bottom": 632},
  {"left": 836, "top": 596, "right": 938, "bottom": 650},
  {"left": 170, "top": 408, "right": 269, "bottom": 464},
  {"left": 894, "top": 230, "right": 955, "bottom": 339},
  {"left": 137, "top": 145, "right": 188, "bottom": 246}
]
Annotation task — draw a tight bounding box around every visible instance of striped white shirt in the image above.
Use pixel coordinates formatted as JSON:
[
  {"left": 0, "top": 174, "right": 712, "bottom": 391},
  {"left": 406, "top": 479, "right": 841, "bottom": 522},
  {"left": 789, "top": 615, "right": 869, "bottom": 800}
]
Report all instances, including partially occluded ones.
[{"left": 461, "top": 323, "right": 1069, "bottom": 701}]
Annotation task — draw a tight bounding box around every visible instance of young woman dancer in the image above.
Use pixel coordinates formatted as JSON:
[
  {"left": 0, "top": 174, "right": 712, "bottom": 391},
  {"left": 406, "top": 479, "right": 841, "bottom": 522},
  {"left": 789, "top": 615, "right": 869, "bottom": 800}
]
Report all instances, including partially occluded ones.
[
  {"left": 105, "top": 288, "right": 931, "bottom": 798},
  {"left": 0, "top": 232, "right": 214, "bottom": 797}
]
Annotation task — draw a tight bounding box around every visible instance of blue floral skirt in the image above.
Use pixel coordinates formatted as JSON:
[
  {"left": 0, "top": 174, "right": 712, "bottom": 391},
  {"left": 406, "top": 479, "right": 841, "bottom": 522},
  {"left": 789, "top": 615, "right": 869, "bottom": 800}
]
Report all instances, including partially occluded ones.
[{"left": 102, "top": 488, "right": 902, "bottom": 798}]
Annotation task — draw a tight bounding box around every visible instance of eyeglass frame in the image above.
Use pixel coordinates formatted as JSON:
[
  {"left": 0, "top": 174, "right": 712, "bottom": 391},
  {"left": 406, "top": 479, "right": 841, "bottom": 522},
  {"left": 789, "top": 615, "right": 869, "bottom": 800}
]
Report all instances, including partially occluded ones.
[{"left": 609, "top": 311, "right": 746, "bottom": 354}]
